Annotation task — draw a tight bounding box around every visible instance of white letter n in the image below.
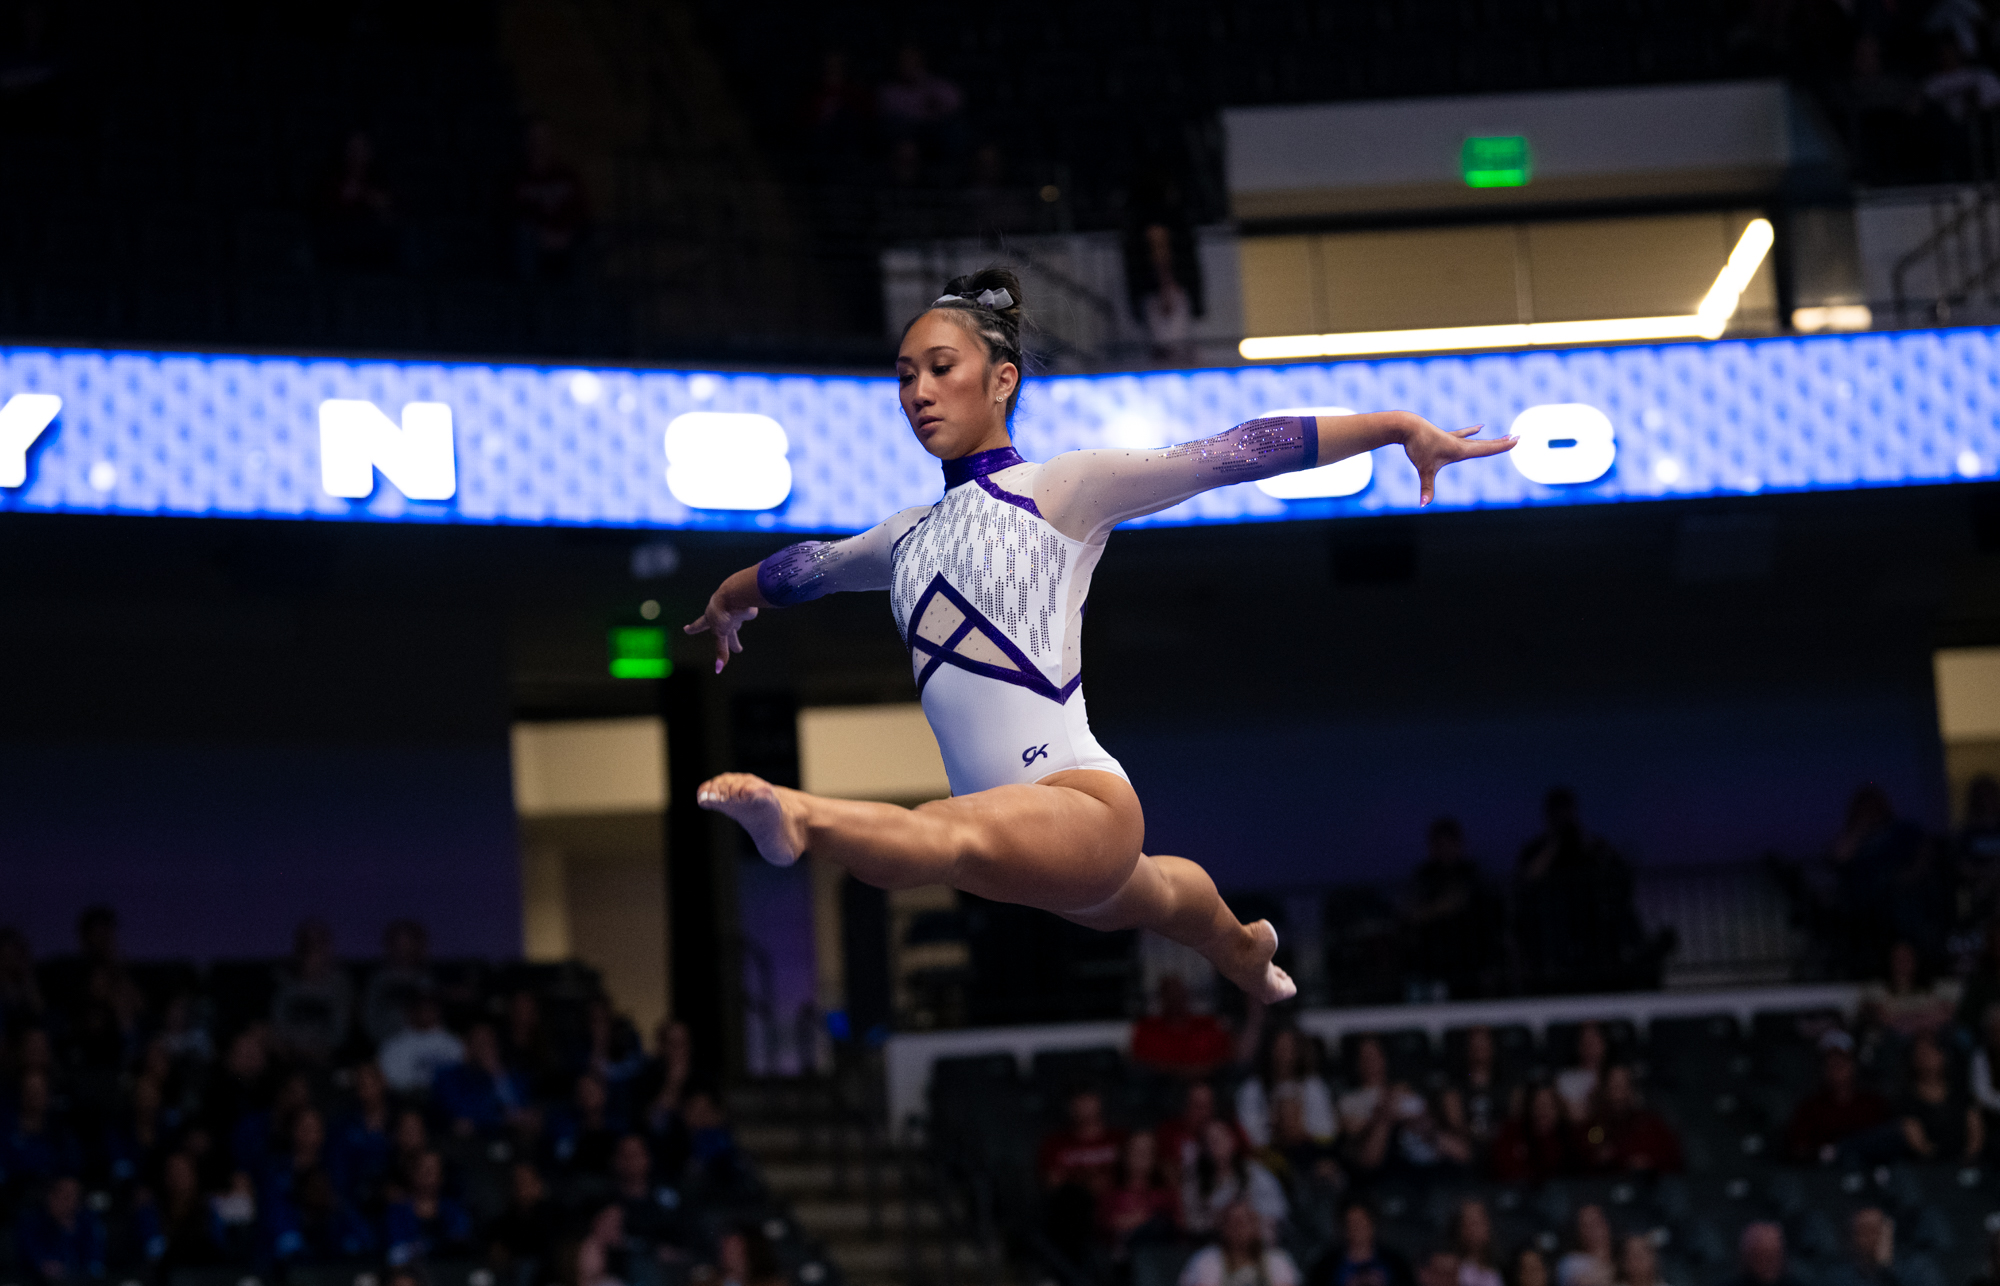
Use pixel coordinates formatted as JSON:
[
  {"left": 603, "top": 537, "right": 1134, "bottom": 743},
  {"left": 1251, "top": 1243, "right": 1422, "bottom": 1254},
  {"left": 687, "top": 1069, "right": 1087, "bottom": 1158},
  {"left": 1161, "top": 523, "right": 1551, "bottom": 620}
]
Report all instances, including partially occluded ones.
[{"left": 319, "top": 399, "right": 457, "bottom": 501}]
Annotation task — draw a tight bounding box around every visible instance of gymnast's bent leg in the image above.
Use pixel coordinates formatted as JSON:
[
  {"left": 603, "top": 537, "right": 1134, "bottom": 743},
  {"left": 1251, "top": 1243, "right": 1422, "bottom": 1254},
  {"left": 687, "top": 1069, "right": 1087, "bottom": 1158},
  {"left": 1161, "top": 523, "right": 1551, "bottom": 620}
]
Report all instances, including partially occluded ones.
[{"left": 696, "top": 769, "right": 1293, "bottom": 1001}]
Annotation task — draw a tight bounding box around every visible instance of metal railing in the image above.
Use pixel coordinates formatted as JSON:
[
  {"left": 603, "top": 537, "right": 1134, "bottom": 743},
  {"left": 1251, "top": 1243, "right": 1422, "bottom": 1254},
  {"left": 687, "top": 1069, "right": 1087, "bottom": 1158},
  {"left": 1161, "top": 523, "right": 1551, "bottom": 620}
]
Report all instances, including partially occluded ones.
[{"left": 1892, "top": 182, "right": 2000, "bottom": 322}]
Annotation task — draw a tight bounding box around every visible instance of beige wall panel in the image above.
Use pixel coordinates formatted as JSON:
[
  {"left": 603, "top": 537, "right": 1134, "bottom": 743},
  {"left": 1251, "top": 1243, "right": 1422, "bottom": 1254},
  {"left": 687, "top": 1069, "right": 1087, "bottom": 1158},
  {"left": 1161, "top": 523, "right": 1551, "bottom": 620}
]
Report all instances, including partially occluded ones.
[
  {"left": 531, "top": 813, "right": 669, "bottom": 1039},
  {"left": 1937, "top": 648, "right": 2000, "bottom": 742},
  {"left": 1317, "top": 225, "right": 1522, "bottom": 332},
  {"left": 1525, "top": 212, "right": 1739, "bottom": 321},
  {"left": 1239, "top": 235, "right": 1322, "bottom": 337},
  {"left": 521, "top": 842, "right": 570, "bottom": 961},
  {"left": 1945, "top": 740, "right": 2000, "bottom": 826},
  {"left": 512, "top": 717, "right": 667, "bottom": 817},
  {"left": 799, "top": 704, "right": 949, "bottom": 802}
]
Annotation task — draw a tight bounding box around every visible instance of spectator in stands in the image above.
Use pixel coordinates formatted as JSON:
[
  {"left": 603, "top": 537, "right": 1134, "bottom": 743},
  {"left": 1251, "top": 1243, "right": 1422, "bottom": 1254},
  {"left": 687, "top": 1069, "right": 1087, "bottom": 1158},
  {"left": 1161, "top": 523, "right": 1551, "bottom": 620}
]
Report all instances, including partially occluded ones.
[
  {"left": 963, "top": 144, "right": 1035, "bottom": 235},
  {"left": 1555, "top": 1024, "right": 1610, "bottom": 1124},
  {"left": 876, "top": 44, "right": 964, "bottom": 175},
  {"left": 550, "top": 1072, "right": 621, "bottom": 1176},
  {"left": 638, "top": 1018, "right": 694, "bottom": 1127},
  {"left": 1, "top": 1069, "right": 78, "bottom": 1189},
  {"left": 1407, "top": 818, "right": 1502, "bottom": 1000},
  {"left": 580, "top": 998, "right": 645, "bottom": 1095},
  {"left": 799, "top": 50, "right": 872, "bottom": 178},
  {"left": 1831, "top": 785, "right": 1943, "bottom": 974},
  {"left": 1514, "top": 789, "right": 1653, "bottom": 994},
  {"left": 1858, "top": 940, "right": 1958, "bottom": 1041},
  {"left": 330, "top": 1061, "right": 393, "bottom": 1202},
  {"left": 1615, "top": 1235, "right": 1667, "bottom": 1286},
  {"left": 1238, "top": 1025, "right": 1335, "bottom": 1147},
  {"left": 1449, "top": 1200, "right": 1502, "bottom": 1286},
  {"left": 1262, "top": 1091, "right": 1345, "bottom": 1195},
  {"left": 1578, "top": 1066, "right": 1684, "bottom": 1175},
  {"left": 99, "top": 1070, "right": 165, "bottom": 1188},
  {"left": 1456, "top": 1200, "right": 1504, "bottom": 1286},
  {"left": 384, "top": 1149, "right": 473, "bottom": 1265},
  {"left": 610, "top": 1133, "right": 686, "bottom": 1253},
  {"left": 1040, "top": 1086, "right": 1125, "bottom": 1261},
  {"left": 504, "top": 989, "right": 566, "bottom": 1100},
  {"left": 1183, "top": 1118, "right": 1287, "bottom": 1239},
  {"left": 1823, "top": 1206, "right": 1941, "bottom": 1286},
  {"left": 1959, "top": 911, "right": 2000, "bottom": 1031},
  {"left": 1127, "top": 222, "right": 1199, "bottom": 365},
  {"left": 1920, "top": 38, "right": 2000, "bottom": 178},
  {"left": 388, "top": 1108, "right": 431, "bottom": 1189},
  {"left": 679, "top": 1090, "right": 745, "bottom": 1193},
  {"left": 1953, "top": 776, "right": 2000, "bottom": 943},
  {"left": 0, "top": 927, "right": 44, "bottom": 1033},
  {"left": 263, "top": 1104, "right": 332, "bottom": 1209},
  {"left": 1310, "top": 1199, "right": 1411, "bottom": 1286},
  {"left": 1896, "top": 1031, "right": 1983, "bottom": 1162},
  {"left": 1440, "top": 1027, "right": 1509, "bottom": 1163},
  {"left": 377, "top": 995, "right": 464, "bottom": 1095},
  {"left": 434, "top": 1021, "right": 529, "bottom": 1138},
  {"left": 1555, "top": 1205, "right": 1615, "bottom": 1286},
  {"left": 487, "top": 1161, "right": 562, "bottom": 1284},
  {"left": 317, "top": 130, "right": 399, "bottom": 272},
  {"left": 1182, "top": 1198, "right": 1300, "bottom": 1286},
  {"left": 270, "top": 918, "right": 352, "bottom": 1064},
  {"left": 17, "top": 1177, "right": 105, "bottom": 1283},
  {"left": 1419, "top": 1251, "right": 1464, "bottom": 1286},
  {"left": 1513, "top": 1250, "right": 1553, "bottom": 1286},
  {"left": 1132, "top": 975, "right": 1235, "bottom": 1078},
  {"left": 1785, "top": 1029, "right": 1894, "bottom": 1164},
  {"left": 1723, "top": 1223, "right": 1803, "bottom": 1286},
  {"left": 263, "top": 1166, "right": 374, "bottom": 1265},
  {"left": 208, "top": 1169, "right": 260, "bottom": 1263},
  {"left": 1968, "top": 1004, "right": 2000, "bottom": 1123},
  {"left": 1098, "top": 1130, "right": 1178, "bottom": 1260},
  {"left": 513, "top": 121, "right": 592, "bottom": 280},
  {"left": 362, "top": 919, "right": 433, "bottom": 1045},
  {"left": 1158, "top": 1081, "right": 1223, "bottom": 1177},
  {"left": 1340, "top": 1036, "right": 1464, "bottom": 1177},
  {"left": 1491, "top": 1083, "right": 1579, "bottom": 1186},
  {"left": 708, "top": 1224, "right": 785, "bottom": 1286},
  {"left": 141, "top": 1151, "right": 222, "bottom": 1271}
]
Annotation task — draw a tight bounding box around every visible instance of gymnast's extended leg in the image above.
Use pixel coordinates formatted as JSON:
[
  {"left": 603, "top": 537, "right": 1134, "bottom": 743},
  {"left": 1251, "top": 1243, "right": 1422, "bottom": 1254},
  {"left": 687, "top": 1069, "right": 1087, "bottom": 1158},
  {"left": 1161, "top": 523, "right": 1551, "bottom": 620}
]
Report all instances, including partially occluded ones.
[{"left": 696, "top": 769, "right": 1293, "bottom": 1001}]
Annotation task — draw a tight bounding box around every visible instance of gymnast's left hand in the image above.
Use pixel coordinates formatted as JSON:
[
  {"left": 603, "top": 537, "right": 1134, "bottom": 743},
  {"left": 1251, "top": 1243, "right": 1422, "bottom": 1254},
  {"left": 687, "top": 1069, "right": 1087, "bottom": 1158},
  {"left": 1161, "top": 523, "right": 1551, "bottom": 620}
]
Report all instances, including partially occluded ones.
[
  {"left": 1400, "top": 415, "right": 1516, "bottom": 506},
  {"left": 684, "top": 587, "right": 759, "bottom": 674}
]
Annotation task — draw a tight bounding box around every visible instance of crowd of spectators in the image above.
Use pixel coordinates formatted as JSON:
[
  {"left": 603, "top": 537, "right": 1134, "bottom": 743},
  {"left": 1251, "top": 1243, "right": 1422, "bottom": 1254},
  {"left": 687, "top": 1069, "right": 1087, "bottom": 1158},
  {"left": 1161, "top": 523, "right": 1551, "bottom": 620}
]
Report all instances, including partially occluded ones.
[
  {"left": 1019, "top": 967, "right": 2000, "bottom": 1286},
  {"left": 0, "top": 908, "right": 769, "bottom": 1286},
  {"left": 1747, "top": 0, "right": 2000, "bottom": 183}
]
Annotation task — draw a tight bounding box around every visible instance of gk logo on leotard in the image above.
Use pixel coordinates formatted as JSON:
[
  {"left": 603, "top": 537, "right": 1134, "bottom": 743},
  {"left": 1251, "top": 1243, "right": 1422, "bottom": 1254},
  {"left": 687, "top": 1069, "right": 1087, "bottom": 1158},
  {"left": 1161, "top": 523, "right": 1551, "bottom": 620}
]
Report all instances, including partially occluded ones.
[{"left": 1022, "top": 744, "right": 1050, "bottom": 767}]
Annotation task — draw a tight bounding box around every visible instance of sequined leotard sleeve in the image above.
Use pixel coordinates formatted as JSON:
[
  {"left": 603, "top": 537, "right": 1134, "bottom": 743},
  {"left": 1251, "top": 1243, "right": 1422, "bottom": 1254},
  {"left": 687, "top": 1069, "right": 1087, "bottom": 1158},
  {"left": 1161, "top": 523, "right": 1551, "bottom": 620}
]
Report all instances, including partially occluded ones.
[
  {"left": 754, "top": 506, "right": 932, "bottom": 606},
  {"left": 1030, "top": 415, "right": 1319, "bottom": 542}
]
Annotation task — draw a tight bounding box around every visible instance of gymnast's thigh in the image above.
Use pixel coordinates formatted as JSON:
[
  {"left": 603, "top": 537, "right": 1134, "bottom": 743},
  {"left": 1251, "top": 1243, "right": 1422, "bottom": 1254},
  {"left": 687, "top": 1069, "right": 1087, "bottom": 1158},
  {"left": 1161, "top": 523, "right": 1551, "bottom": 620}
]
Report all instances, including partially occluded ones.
[{"left": 913, "top": 768, "right": 1145, "bottom": 911}]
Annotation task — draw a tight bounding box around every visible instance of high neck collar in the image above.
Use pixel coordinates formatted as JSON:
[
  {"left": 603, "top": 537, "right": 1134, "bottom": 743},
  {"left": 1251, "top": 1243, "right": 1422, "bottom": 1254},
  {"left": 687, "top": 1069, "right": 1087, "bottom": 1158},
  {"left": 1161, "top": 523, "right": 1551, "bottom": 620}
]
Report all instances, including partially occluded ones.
[{"left": 941, "top": 445, "right": 1026, "bottom": 489}]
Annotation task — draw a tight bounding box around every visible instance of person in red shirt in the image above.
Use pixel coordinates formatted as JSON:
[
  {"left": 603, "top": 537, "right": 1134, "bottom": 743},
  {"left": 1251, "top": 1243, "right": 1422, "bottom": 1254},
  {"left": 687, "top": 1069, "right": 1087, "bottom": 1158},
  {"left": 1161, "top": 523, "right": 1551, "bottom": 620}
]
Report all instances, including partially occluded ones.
[
  {"left": 1490, "top": 1083, "right": 1578, "bottom": 1186},
  {"left": 1784, "top": 1030, "right": 1893, "bottom": 1165},
  {"left": 1576, "top": 1066, "right": 1684, "bottom": 1174},
  {"left": 1039, "top": 1088, "right": 1125, "bottom": 1263},
  {"left": 1131, "top": 976, "right": 1237, "bottom": 1077}
]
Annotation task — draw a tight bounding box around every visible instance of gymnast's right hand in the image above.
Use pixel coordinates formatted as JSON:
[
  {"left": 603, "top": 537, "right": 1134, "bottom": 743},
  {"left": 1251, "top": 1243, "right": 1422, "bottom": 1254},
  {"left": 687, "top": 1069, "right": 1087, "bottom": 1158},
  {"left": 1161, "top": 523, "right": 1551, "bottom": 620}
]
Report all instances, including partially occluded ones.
[{"left": 683, "top": 585, "right": 759, "bottom": 674}]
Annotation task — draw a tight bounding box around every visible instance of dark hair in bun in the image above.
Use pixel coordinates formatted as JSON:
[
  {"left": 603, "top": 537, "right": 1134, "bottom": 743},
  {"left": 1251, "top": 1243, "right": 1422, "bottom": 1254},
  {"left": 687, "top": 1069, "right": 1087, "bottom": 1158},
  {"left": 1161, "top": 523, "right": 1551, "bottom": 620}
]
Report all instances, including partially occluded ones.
[{"left": 905, "top": 266, "right": 1028, "bottom": 422}]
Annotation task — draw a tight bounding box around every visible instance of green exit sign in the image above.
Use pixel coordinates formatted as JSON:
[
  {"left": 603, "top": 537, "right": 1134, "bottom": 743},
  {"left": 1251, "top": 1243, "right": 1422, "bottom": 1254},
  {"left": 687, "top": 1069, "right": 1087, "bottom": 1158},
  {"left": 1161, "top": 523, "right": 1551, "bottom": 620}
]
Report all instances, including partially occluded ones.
[
  {"left": 608, "top": 627, "right": 671, "bottom": 679},
  {"left": 1462, "top": 136, "right": 1531, "bottom": 188}
]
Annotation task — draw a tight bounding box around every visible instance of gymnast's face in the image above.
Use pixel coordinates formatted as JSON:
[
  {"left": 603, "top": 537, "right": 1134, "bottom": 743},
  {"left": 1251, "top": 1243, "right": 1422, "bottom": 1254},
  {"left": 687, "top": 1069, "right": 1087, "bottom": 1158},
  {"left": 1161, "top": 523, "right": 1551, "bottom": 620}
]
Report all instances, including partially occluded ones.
[{"left": 897, "top": 311, "right": 1017, "bottom": 461}]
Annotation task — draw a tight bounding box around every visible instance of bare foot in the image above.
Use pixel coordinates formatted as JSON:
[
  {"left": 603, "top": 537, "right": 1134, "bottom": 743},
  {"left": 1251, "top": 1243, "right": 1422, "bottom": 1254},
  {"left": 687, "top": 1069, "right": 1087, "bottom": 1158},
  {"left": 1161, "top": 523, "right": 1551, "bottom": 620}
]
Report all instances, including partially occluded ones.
[
  {"left": 696, "top": 772, "right": 807, "bottom": 867},
  {"left": 1214, "top": 919, "right": 1296, "bottom": 1004}
]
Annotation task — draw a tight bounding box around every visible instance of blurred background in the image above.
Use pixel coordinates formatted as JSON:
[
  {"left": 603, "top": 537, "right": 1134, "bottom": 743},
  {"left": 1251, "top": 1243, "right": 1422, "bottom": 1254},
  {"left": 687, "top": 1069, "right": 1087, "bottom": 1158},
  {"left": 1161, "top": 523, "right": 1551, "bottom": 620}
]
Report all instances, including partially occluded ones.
[{"left": 7, "top": 5, "right": 2000, "bottom": 1286}]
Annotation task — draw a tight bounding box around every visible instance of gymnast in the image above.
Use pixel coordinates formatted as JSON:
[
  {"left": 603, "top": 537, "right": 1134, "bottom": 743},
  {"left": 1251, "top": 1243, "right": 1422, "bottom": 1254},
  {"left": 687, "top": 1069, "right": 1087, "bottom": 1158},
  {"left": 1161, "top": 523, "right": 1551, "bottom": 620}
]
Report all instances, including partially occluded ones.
[{"left": 687, "top": 269, "right": 1515, "bottom": 1002}]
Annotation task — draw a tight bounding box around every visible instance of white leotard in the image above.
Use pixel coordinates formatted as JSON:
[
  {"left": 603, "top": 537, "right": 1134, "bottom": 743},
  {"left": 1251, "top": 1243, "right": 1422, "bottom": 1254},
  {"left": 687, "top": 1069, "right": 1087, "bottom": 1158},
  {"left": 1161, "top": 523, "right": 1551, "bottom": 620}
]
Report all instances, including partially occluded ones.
[{"left": 756, "top": 416, "right": 1317, "bottom": 796}]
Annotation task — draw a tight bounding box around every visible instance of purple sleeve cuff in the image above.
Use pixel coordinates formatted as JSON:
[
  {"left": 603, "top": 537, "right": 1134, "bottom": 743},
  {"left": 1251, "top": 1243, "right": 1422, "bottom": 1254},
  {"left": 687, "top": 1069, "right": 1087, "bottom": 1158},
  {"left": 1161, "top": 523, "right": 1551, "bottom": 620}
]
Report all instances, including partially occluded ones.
[{"left": 755, "top": 541, "right": 833, "bottom": 607}]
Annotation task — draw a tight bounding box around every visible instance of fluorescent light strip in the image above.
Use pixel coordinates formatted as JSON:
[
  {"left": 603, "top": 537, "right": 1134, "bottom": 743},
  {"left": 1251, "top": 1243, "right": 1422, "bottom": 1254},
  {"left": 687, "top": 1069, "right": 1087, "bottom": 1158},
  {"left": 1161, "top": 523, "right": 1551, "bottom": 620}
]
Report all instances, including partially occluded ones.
[{"left": 1240, "top": 219, "right": 1776, "bottom": 362}]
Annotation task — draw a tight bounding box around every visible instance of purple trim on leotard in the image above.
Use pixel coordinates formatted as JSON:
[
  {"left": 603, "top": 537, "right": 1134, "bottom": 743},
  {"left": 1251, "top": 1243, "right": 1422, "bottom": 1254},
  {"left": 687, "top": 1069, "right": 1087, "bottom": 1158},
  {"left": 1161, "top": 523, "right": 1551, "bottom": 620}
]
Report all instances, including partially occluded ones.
[
  {"left": 973, "top": 473, "right": 1043, "bottom": 518},
  {"left": 941, "top": 446, "right": 1027, "bottom": 489},
  {"left": 907, "top": 573, "right": 1081, "bottom": 705}
]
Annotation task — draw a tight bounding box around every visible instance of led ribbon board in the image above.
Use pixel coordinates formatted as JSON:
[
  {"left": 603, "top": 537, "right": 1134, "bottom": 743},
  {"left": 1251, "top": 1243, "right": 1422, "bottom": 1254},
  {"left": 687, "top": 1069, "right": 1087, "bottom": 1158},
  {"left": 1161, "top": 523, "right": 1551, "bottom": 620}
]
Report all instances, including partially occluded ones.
[{"left": 0, "top": 329, "right": 1996, "bottom": 532}]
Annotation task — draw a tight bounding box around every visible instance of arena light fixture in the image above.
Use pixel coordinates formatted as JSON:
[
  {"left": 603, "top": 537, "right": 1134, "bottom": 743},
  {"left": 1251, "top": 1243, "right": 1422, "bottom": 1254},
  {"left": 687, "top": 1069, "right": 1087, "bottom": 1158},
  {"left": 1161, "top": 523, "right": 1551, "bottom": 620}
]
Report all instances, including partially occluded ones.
[{"left": 1239, "top": 219, "right": 1777, "bottom": 361}]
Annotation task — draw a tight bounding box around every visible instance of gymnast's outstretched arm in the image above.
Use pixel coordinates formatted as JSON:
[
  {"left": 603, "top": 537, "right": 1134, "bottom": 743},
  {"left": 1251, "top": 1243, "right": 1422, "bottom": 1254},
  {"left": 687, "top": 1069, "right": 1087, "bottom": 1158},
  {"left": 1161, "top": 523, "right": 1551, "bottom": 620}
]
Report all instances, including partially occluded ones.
[
  {"left": 1034, "top": 411, "right": 1515, "bottom": 543},
  {"left": 683, "top": 504, "right": 930, "bottom": 672}
]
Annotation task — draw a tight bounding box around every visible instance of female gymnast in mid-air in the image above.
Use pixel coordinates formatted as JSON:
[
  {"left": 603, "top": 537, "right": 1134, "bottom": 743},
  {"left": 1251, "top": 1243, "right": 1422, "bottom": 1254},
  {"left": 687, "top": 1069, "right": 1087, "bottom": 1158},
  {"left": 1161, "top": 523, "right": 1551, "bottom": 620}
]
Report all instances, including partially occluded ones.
[{"left": 687, "top": 269, "right": 1515, "bottom": 1002}]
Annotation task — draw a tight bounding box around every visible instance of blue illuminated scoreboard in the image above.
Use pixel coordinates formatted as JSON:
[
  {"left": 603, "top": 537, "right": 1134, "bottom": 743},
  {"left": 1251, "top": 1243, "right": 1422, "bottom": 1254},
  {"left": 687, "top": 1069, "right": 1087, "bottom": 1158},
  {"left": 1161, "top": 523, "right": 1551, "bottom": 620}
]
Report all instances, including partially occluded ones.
[{"left": 0, "top": 327, "right": 1996, "bottom": 532}]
